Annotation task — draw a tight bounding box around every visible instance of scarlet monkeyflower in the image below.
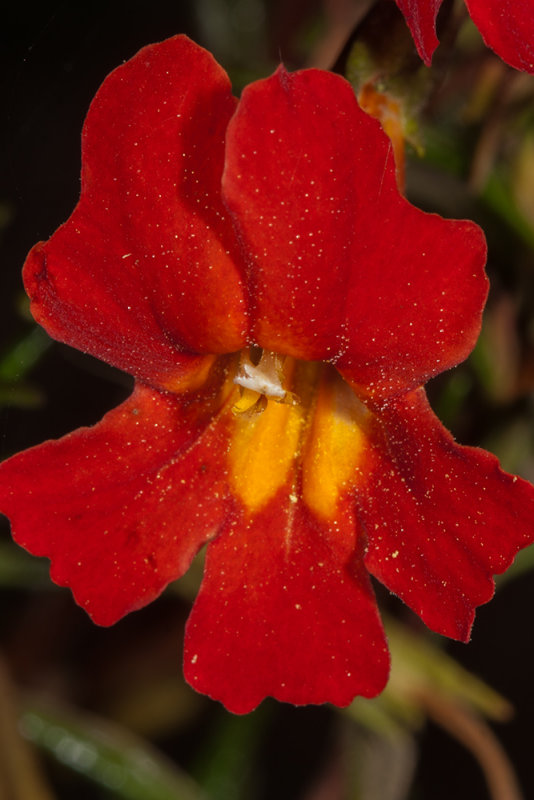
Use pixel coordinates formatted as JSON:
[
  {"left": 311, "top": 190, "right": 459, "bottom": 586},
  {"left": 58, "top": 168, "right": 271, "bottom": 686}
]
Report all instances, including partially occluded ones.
[
  {"left": 395, "top": 0, "right": 534, "bottom": 73},
  {"left": 1, "top": 35, "right": 534, "bottom": 714}
]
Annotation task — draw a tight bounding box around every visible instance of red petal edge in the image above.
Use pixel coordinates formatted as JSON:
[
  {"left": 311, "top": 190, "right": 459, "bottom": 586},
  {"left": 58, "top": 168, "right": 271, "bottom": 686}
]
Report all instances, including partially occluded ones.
[
  {"left": 394, "top": 0, "right": 443, "bottom": 65},
  {"left": 465, "top": 0, "right": 534, "bottom": 74},
  {"left": 0, "top": 379, "right": 235, "bottom": 625},
  {"left": 361, "top": 388, "right": 534, "bottom": 640},
  {"left": 397, "top": 0, "right": 534, "bottom": 73}
]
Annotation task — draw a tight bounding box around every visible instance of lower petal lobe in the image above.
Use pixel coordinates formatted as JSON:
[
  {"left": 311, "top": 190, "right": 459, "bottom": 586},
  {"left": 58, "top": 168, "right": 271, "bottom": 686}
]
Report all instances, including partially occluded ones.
[
  {"left": 360, "top": 389, "right": 534, "bottom": 640},
  {"left": 184, "top": 488, "right": 389, "bottom": 713},
  {"left": 0, "top": 380, "right": 234, "bottom": 625}
]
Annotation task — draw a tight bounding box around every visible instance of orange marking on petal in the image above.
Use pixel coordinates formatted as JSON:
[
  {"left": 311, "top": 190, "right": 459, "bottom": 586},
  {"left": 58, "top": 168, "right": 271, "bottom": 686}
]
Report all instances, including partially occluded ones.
[
  {"left": 158, "top": 354, "right": 218, "bottom": 393},
  {"left": 228, "top": 359, "right": 305, "bottom": 512},
  {"left": 303, "top": 372, "right": 371, "bottom": 521},
  {"left": 228, "top": 397, "right": 304, "bottom": 512}
]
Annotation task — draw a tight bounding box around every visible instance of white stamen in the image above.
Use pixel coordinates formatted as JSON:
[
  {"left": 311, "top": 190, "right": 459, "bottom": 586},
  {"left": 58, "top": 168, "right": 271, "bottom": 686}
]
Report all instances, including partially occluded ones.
[{"left": 233, "top": 350, "right": 286, "bottom": 399}]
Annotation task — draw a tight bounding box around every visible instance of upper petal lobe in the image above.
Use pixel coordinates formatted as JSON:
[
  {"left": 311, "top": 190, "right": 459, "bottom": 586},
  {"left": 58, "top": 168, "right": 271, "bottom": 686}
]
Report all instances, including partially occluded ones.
[
  {"left": 395, "top": 0, "right": 534, "bottom": 73},
  {"left": 25, "top": 36, "right": 248, "bottom": 390},
  {"left": 223, "top": 66, "right": 487, "bottom": 399},
  {"left": 465, "top": 0, "right": 534, "bottom": 73},
  {"left": 394, "top": 0, "right": 443, "bottom": 65}
]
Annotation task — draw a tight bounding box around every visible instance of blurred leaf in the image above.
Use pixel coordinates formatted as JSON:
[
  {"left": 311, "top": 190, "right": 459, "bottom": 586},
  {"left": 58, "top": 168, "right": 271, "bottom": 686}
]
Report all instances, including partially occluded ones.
[
  {"left": 192, "top": 706, "right": 269, "bottom": 799},
  {"left": 430, "top": 369, "right": 473, "bottom": 429},
  {"left": 482, "top": 170, "right": 534, "bottom": 251},
  {"left": 0, "top": 659, "right": 55, "bottom": 800},
  {"left": 0, "top": 326, "right": 51, "bottom": 408},
  {"left": 348, "top": 617, "right": 512, "bottom": 737},
  {"left": 19, "top": 698, "right": 209, "bottom": 800},
  {"left": 344, "top": 617, "right": 515, "bottom": 798},
  {"left": 193, "top": 0, "right": 272, "bottom": 90},
  {"left": 513, "top": 131, "right": 534, "bottom": 227},
  {"left": 0, "top": 327, "right": 51, "bottom": 383},
  {"left": 384, "top": 619, "right": 512, "bottom": 721},
  {"left": 341, "top": 721, "right": 417, "bottom": 800},
  {"left": 347, "top": 691, "right": 409, "bottom": 739},
  {"left": 495, "top": 542, "right": 534, "bottom": 587},
  {"left": 0, "top": 380, "right": 44, "bottom": 409}
]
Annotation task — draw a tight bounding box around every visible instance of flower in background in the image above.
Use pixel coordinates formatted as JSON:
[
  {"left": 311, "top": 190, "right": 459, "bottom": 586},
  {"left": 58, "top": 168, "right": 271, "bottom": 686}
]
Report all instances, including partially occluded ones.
[
  {"left": 1, "top": 35, "right": 534, "bottom": 714},
  {"left": 395, "top": 0, "right": 534, "bottom": 73}
]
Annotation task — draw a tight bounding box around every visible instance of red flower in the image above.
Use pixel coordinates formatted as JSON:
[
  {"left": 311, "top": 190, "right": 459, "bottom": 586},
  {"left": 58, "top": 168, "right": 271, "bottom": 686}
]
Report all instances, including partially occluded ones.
[
  {"left": 1, "top": 36, "right": 534, "bottom": 713},
  {"left": 395, "top": 0, "right": 534, "bottom": 73}
]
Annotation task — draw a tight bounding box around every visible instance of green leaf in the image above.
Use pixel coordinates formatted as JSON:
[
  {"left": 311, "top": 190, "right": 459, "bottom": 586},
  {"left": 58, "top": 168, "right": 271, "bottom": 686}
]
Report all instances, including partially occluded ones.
[
  {"left": 0, "top": 327, "right": 51, "bottom": 382},
  {"left": 19, "top": 699, "right": 208, "bottom": 800},
  {"left": 347, "top": 617, "right": 511, "bottom": 736},
  {"left": 192, "top": 706, "right": 269, "bottom": 799},
  {"left": 385, "top": 619, "right": 512, "bottom": 720}
]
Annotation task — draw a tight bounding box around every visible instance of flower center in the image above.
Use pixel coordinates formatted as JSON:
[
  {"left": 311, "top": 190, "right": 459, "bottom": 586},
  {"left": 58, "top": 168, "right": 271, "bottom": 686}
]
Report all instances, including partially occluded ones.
[{"left": 227, "top": 347, "right": 372, "bottom": 520}]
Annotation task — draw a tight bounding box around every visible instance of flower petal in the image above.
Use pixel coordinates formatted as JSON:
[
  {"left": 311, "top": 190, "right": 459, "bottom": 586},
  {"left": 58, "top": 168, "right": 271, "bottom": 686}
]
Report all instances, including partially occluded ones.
[
  {"left": 465, "top": 0, "right": 534, "bottom": 74},
  {"left": 396, "top": 0, "right": 534, "bottom": 74},
  {"left": 337, "top": 205, "right": 487, "bottom": 400},
  {"left": 360, "top": 389, "right": 534, "bottom": 640},
  {"left": 0, "top": 377, "right": 235, "bottom": 624},
  {"left": 25, "top": 35, "right": 247, "bottom": 390},
  {"left": 223, "top": 66, "right": 487, "bottom": 399},
  {"left": 394, "top": 0, "right": 443, "bottom": 65},
  {"left": 184, "top": 490, "right": 389, "bottom": 713}
]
